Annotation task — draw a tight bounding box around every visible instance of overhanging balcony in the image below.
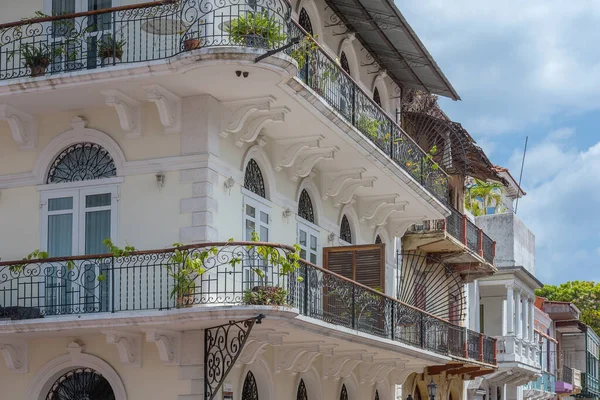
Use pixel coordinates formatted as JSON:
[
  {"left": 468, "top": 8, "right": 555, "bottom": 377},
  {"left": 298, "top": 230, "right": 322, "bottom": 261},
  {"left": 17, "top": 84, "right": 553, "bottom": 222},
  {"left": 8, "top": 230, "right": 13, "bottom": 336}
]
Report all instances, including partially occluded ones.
[
  {"left": 0, "top": 242, "right": 496, "bottom": 367},
  {"left": 404, "top": 205, "right": 496, "bottom": 280}
]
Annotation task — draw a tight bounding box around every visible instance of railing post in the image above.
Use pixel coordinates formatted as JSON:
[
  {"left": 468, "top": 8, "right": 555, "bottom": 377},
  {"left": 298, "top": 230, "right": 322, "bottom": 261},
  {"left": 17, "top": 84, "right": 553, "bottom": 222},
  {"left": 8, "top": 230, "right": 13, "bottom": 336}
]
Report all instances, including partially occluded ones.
[
  {"left": 462, "top": 214, "right": 467, "bottom": 245},
  {"left": 464, "top": 327, "right": 469, "bottom": 358},
  {"left": 303, "top": 262, "right": 309, "bottom": 316},
  {"left": 111, "top": 256, "right": 115, "bottom": 313},
  {"left": 493, "top": 338, "right": 498, "bottom": 365},
  {"left": 390, "top": 300, "right": 395, "bottom": 341},
  {"left": 351, "top": 285, "right": 356, "bottom": 329},
  {"left": 478, "top": 228, "right": 484, "bottom": 256},
  {"left": 479, "top": 334, "right": 484, "bottom": 362},
  {"left": 388, "top": 121, "right": 394, "bottom": 160},
  {"left": 419, "top": 313, "right": 424, "bottom": 348},
  {"left": 351, "top": 85, "right": 356, "bottom": 126},
  {"left": 112, "top": 12, "right": 116, "bottom": 66}
]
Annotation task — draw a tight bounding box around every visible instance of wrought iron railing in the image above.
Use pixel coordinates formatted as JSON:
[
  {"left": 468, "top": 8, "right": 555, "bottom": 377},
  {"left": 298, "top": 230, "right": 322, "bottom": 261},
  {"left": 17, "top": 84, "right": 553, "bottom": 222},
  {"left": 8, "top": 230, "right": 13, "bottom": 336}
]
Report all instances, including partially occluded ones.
[
  {"left": 467, "top": 328, "right": 482, "bottom": 360},
  {"left": 287, "top": 22, "right": 449, "bottom": 201},
  {"left": 0, "top": 0, "right": 291, "bottom": 80},
  {"left": 0, "top": 242, "right": 496, "bottom": 365},
  {"left": 562, "top": 366, "right": 574, "bottom": 385},
  {"left": 406, "top": 204, "right": 495, "bottom": 264},
  {"left": 483, "top": 335, "right": 496, "bottom": 365},
  {"left": 582, "top": 373, "right": 600, "bottom": 397},
  {"left": 530, "top": 372, "right": 556, "bottom": 393}
]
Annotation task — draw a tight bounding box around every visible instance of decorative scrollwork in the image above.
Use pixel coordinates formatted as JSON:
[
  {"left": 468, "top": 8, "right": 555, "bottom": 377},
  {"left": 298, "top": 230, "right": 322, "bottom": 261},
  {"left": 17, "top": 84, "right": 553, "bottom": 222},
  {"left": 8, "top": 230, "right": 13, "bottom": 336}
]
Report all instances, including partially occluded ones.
[
  {"left": 204, "top": 315, "right": 264, "bottom": 400},
  {"left": 244, "top": 158, "right": 266, "bottom": 198},
  {"left": 340, "top": 215, "right": 352, "bottom": 243},
  {"left": 47, "top": 143, "right": 116, "bottom": 184},
  {"left": 298, "top": 189, "right": 314, "bottom": 223},
  {"left": 299, "top": 8, "right": 313, "bottom": 36},
  {"left": 45, "top": 367, "right": 115, "bottom": 400}
]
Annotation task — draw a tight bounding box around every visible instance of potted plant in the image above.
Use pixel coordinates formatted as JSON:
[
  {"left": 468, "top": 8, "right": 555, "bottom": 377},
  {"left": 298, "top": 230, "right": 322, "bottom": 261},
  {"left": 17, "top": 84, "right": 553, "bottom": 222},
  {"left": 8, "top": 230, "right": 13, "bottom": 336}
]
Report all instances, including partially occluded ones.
[
  {"left": 8, "top": 44, "right": 59, "bottom": 77},
  {"left": 98, "top": 34, "right": 126, "bottom": 65},
  {"left": 225, "top": 10, "right": 287, "bottom": 49},
  {"left": 290, "top": 35, "right": 318, "bottom": 69},
  {"left": 167, "top": 243, "right": 218, "bottom": 308},
  {"left": 239, "top": 232, "right": 301, "bottom": 306}
]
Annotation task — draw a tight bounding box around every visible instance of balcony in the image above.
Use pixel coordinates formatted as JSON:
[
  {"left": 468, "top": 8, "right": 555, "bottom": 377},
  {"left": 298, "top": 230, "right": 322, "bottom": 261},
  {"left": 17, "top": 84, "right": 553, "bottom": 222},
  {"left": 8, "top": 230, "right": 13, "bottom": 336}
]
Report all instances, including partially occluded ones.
[
  {"left": 0, "top": 242, "right": 496, "bottom": 366},
  {"left": 556, "top": 366, "right": 577, "bottom": 394},
  {"left": 581, "top": 373, "right": 600, "bottom": 398},
  {"left": 404, "top": 205, "right": 496, "bottom": 279},
  {"left": 525, "top": 371, "right": 555, "bottom": 399}
]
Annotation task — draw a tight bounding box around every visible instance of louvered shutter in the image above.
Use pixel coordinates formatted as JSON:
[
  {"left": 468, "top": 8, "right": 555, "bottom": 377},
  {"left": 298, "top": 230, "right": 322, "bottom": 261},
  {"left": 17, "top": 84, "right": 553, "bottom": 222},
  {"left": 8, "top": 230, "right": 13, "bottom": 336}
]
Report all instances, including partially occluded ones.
[{"left": 323, "top": 244, "right": 385, "bottom": 290}]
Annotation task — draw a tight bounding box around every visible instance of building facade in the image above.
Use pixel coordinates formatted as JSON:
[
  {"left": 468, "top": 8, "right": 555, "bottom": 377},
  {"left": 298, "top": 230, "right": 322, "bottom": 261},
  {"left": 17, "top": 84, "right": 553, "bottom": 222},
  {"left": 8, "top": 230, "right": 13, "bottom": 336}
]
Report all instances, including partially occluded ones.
[{"left": 0, "top": 0, "right": 501, "bottom": 400}]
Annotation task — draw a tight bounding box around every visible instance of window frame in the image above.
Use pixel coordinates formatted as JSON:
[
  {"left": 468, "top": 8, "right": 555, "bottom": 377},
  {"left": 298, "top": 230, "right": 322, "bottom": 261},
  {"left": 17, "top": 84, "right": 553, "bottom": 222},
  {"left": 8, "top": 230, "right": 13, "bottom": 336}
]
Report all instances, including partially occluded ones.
[{"left": 296, "top": 217, "right": 320, "bottom": 266}]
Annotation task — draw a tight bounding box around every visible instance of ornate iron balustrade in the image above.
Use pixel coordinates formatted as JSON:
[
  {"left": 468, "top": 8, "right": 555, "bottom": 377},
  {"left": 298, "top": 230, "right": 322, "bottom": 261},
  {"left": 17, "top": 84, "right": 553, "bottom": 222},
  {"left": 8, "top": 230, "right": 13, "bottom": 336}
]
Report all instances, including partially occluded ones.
[
  {"left": 0, "top": 242, "right": 496, "bottom": 365},
  {"left": 563, "top": 365, "right": 574, "bottom": 385},
  {"left": 0, "top": 0, "right": 291, "bottom": 80},
  {"left": 406, "top": 204, "right": 495, "bottom": 264},
  {"left": 582, "top": 373, "right": 600, "bottom": 397},
  {"left": 467, "top": 328, "right": 482, "bottom": 360},
  {"left": 288, "top": 22, "right": 449, "bottom": 201},
  {"left": 483, "top": 335, "right": 496, "bottom": 365}
]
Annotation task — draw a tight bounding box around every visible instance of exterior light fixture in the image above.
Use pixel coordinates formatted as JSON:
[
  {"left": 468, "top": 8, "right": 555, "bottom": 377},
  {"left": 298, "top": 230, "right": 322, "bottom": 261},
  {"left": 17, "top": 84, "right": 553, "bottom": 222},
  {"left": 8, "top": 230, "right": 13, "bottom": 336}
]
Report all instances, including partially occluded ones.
[
  {"left": 427, "top": 378, "right": 437, "bottom": 400},
  {"left": 156, "top": 172, "right": 166, "bottom": 189},
  {"left": 406, "top": 395, "right": 413, "bottom": 400}
]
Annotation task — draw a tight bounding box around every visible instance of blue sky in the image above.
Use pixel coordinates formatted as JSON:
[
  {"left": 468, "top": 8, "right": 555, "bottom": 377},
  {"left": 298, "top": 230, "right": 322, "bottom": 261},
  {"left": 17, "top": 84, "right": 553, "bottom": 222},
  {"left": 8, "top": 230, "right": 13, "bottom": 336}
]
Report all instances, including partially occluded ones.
[{"left": 398, "top": 0, "right": 600, "bottom": 285}]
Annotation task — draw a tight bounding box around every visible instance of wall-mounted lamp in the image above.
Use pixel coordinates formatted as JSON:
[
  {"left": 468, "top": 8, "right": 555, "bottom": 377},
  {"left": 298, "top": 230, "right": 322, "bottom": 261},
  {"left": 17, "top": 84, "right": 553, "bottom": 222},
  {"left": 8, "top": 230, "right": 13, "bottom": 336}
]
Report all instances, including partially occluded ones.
[
  {"left": 155, "top": 172, "right": 166, "bottom": 189},
  {"left": 328, "top": 232, "right": 336, "bottom": 243},
  {"left": 427, "top": 377, "right": 437, "bottom": 400},
  {"left": 282, "top": 208, "right": 292, "bottom": 218},
  {"left": 224, "top": 176, "right": 235, "bottom": 195}
]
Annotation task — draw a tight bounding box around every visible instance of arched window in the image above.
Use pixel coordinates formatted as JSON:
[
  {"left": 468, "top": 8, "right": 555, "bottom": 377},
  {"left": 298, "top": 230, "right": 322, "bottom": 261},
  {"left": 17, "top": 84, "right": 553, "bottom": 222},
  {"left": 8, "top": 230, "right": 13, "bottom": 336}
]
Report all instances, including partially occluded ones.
[
  {"left": 244, "top": 158, "right": 266, "bottom": 198},
  {"left": 47, "top": 142, "right": 116, "bottom": 184},
  {"left": 375, "top": 235, "right": 382, "bottom": 244},
  {"left": 297, "top": 379, "right": 308, "bottom": 400},
  {"left": 340, "top": 384, "right": 349, "bottom": 400},
  {"left": 242, "top": 371, "right": 259, "bottom": 400},
  {"left": 46, "top": 367, "right": 116, "bottom": 400},
  {"left": 415, "top": 388, "right": 423, "bottom": 400},
  {"left": 299, "top": 8, "right": 313, "bottom": 35},
  {"left": 340, "top": 52, "right": 350, "bottom": 75},
  {"left": 496, "top": 386, "right": 501, "bottom": 400},
  {"left": 373, "top": 87, "right": 381, "bottom": 107},
  {"left": 298, "top": 189, "right": 315, "bottom": 223},
  {"left": 340, "top": 215, "right": 352, "bottom": 243},
  {"left": 375, "top": 390, "right": 380, "bottom": 400}
]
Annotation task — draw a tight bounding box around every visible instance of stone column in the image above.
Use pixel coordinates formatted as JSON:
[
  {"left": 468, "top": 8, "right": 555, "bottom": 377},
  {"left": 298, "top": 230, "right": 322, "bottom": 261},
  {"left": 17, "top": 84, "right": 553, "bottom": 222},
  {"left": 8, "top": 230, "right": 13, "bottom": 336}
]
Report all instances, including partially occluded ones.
[
  {"left": 506, "top": 284, "right": 514, "bottom": 335},
  {"left": 523, "top": 295, "right": 529, "bottom": 341},
  {"left": 529, "top": 298, "right": 535, "bottom": 342},
  {"left": 515, "top": 289, "right": 522, "bottom": 339}
]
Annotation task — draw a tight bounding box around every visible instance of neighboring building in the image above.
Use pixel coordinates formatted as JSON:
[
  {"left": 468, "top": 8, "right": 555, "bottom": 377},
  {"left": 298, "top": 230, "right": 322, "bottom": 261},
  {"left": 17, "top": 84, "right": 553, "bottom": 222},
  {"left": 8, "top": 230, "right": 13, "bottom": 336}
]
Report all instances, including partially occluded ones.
[
  {"left": 0, "top": 1, "right": 498, "bottom": 400},
  {"left": 466, "top": 169, "right": 542, "bottom": 400}
]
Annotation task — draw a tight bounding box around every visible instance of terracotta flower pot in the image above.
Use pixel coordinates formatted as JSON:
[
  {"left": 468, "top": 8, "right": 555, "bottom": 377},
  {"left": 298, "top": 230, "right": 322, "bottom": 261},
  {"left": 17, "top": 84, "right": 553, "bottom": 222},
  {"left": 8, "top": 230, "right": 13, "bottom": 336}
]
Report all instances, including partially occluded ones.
[
  {"left": 29, "top": 57, "right": 50, "bottom": 77},
  {"left": 183, "top": 38, "right": 202, "bottom": 51}
]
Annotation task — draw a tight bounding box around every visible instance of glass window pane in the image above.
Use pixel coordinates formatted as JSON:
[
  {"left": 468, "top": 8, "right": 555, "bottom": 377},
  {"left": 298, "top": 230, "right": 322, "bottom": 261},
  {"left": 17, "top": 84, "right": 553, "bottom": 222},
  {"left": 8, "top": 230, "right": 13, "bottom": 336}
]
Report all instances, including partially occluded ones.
[
  {"left": 260, "top": 211, "right": 269, "bottom": 224},
  {"left": 299, "top": 230, "right": 307, "bottom": 246},
  {"left": 310, "top": 253, "right": 317, "bottom": 264},
  {"left": 300, "top": 249, "right": 307, "bottom": 259},
  {"left": 85, "top": 210, "right": 111, "bottom": 254},
  {"left": 310, "top": 235, "right": 317, "bottom": 251},
  {"left": 48, "top": 214, "right": 73, "bottom": 257},
  {"left": 86, "top": 193, "right": 111, "bottom": 208},
  {"left": 245, "top": 220, "right": 255, "bottom": 240},
  {"left": 246, "top": 204, "right": 256, "bottom": 218},
  {"left": 260, "top": 226, "right": 268, "bottom": 242},
  {"left": 48, "top": 197, "right": 73, "bottom": 211}
]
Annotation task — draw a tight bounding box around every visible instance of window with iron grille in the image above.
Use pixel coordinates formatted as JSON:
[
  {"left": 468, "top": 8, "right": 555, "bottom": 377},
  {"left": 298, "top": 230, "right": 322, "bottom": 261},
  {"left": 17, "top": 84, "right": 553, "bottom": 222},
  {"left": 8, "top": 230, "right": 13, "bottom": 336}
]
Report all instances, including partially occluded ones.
[
  {"left": 298, "top": 189, "right": 315, "bottom": 223},
  {"left": 244, "top": 159, "right": 266, "bottom": 198},
  {"left": 340, "top": 384, "right": 349, "bottom": 400},
  {"left": 297, "top": 379, "right": 308, "bottom": 400},
  {"left": 373, "top": 88, "right": 381, "bottom": 107},
  {"left": 340, "top": 52, "right": 350, "bottom": 75},
  {"left": 47, "top": 142, "right": 116, "bottom": 184},
  {"left": 340, "top": 215, "right": 352, "bottom": 243},
  {"left": 45, "top": 367, "right": 115, "bottom": 400},
  {"left": 299, "top": 8, "right": 313, "bottom": 35},
  {"left": 242, "top": 371, "right": 259, "bottom": 400}
]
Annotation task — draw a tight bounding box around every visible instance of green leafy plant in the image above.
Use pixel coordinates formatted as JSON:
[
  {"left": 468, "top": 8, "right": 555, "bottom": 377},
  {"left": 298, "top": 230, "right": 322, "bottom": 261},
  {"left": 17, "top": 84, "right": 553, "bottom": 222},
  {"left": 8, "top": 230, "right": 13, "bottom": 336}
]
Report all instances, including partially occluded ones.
[
  {"left": 7, "top": 249, "right": 49, "bottom": 273},
  {"left": 243, "top": 286, "right": 287, "bottom": 305},
  {"left": 7, "top": 43, "right": 63, "bottom": 76},
  {"left": 96, "top": 239, "right": 136, "bottom": 281},
  {"left": 167, "top": 243, "right": 218, "bottom": 307},
  {"left": 290, "top": 35, "right": 318, "bottom": 69},
  {"left": 225, "top": 10, "right": 287, "bottom": 48},
  {"left": 465, "top": 178, "right": 504, "bottom": 216},
  {"left": 97, "top": 34, "right": 126, "bottom": 60},
  {"left": 356, "top": 114, "right": 382, "bottom": 141}
]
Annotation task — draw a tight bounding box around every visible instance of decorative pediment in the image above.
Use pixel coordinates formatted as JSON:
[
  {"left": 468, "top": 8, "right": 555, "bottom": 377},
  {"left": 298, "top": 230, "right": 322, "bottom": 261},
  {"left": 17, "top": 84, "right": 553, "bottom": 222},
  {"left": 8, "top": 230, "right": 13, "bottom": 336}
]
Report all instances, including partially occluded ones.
[
  {"left": 104, "top": 330, "right": 143, "bottom": 367},
  {"left": 221, "top": 96, "right": 275, "bottom": 136},
  {"left": 103, "top": 90, "right": 142, "bottom": 138},
  {"left": 145, "top": 84, "right": 182, "bottom": 134},
  {"left": 0, "top": 104, "right": 37, "bottom": 150},
  {"left": 275, "top": 343, "right": 336, "bottom": 374},
  {"left": 273, "top": 135, "right": 323, "bottom": 171},
  {"left": 334, "top": 177, "right": 377, "bottom": 207},
  {"left": 321, "top": 169, "right": 365, "bottom": 200},
  {"left": 146, "top": 330, "right": 181, "bottom": 365},
  {"left": 234, "top": 108, "right": 289, "bottom": 147},
  {"left": 289, "top": 146, "right": 338, "bottom": 181},
  {"left": 0, "top": 339, "right": 28, "bottom": 373}
]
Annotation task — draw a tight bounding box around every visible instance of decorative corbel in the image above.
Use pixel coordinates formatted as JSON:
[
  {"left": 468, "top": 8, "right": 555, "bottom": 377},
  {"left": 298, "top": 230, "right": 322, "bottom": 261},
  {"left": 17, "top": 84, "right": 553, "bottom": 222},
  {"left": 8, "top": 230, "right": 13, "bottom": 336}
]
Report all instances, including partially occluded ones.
[
  {"left": 387, "top": 217, "right": 421, "bottom": 238},
  {"left": 103, "top": 90, "right": 142, "bottom": 138},
  {"left": 358, "top": 195, "right": 400, "bottom": 221},
  {"left": 320, "top": 169, "right": 365, "bottom": 200},
  {"left": 368, "top": 201, "right": 407, "bottom": 228},
  {"left": 0, "top": 339, "right": 28, "bottom": 373},
  {"left": 290, "top": 146, "right": 338, "bottom": 181},
  {"left": 104, "top": 330, "right": 143, "bottom": 367},
  {"left": 146, "top": 330, "right": 181, "bottom": 365},
  {"left": 274, "top": 343, "right": 335, "bottom": 374},
  {"left": 221, "top": 96, "right": 275, "bottom": 137},
  {"left": 273, "top": 135, "right": 323, "bottom": 171},
  {"left": 238, "top": 331, "right": 288, "bottom": 365},
  {"left": 0, "top": 104, "right": 37, "bottom": 150},
  {"left": 334, "top": 177, "right": 377, "bottom": 207},
  {"left": 145, "top": 84, "right": 182, "bottom": 134},
  {"left": 235, "top": 107, "right": 289, "bottom": 147},
  {"left": 321, "top": 351, "right": 366, "bottom": 380}
]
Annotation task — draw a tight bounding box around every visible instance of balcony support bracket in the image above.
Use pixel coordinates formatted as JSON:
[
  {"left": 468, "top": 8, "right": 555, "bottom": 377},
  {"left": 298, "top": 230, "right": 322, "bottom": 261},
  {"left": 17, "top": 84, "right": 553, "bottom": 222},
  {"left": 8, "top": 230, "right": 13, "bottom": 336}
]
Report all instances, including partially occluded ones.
[
  {"left": 204, "top": 314, "right": 265, "bottom": 400},
  {"left": 290, "top": 146, "right": 339, "bottom": 181},
  {"left": 321, "top": 351, "right": 367, "bottom": 380},
  {"left": 274, "top": 342, "right": 336, "bottom": 374},
  {"left": 221, "top": 96, "right": 275, "bottom": 136},
  {"left": 235, "top": 108, "right": 289, "bottom": 147},
  {"left": 145, "top": 84, "right": 182, "bottom": 134},
  {"left": 273, "top": 135, "right": 323, "bottom": 171},
  {"left": 104, "top": 330, "right": 143, "bottom": 368},
  {"left": 0, "top": 339, "right": 28, "bottom": 373},
  {"left": 103, "top": 90, "right": 142, "bottom": 138},
  {"left": 0, "top": 104, "right": 37, "bottom": 150},
  {"left": 254, "top": 37, "right": 302, "bottom": 63},
  {"left": 321, "top": 169, "right": 365, "bottom": 200},
  {"left": 334, "top": 177, "right": 377, "bottom": 207},
  {"left": 146, "top": 329, "right": 181, "bottom": 365}
]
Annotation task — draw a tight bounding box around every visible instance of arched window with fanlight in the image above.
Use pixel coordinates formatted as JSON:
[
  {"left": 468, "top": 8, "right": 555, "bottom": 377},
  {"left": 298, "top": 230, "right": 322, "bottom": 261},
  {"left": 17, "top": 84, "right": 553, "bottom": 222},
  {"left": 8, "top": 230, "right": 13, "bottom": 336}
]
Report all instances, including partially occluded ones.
[
  {"left": 340, "top": 215, "right": 352, "bottom": 244},
  {"left": 41, "top": 142, "right": 119, "bottom": 314},
  {"left": 340, "top": 384, "right": 349, "bottom": 400},
  {"left": 297, "top": 189, "right": 319, "bottom": 265},
  {"left": 299, "top": 8, "right": 313, "bottom": 36},
  {"left": 297, "top": 379, "right": 308, "bottom": 400},
  {"left": 244, "top": 158, "right": 266, "bottom": 199},
  {"left": 340, "top": 52, "right": 351, "bottom": 75},
  {"left": 375, "top": 390, "right": 380, "bottom": 400},
  {"left": 373, "top": 87, "right": 382, "bottom": 107},
  {"left": 46, "top": 367, "right": 116, "bottom": 400},
  {"left": 242, "top": 371, "right": 259, "bottom": 400}
]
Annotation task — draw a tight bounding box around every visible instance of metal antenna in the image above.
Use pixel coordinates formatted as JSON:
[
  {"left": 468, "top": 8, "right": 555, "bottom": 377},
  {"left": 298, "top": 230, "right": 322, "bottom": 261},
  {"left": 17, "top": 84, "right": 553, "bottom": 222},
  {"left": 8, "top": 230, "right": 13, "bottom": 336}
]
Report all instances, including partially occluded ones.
[{"left": 514, "top": 136, "right": 528, "bottom": 214}]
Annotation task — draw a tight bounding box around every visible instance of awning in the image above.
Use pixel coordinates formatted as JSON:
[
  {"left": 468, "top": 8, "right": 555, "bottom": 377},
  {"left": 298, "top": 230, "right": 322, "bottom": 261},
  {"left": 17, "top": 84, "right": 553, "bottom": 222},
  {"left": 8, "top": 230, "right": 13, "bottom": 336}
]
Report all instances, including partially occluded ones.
[{"left": 323, "top": 0, "right": 460, "bottom": 100}]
